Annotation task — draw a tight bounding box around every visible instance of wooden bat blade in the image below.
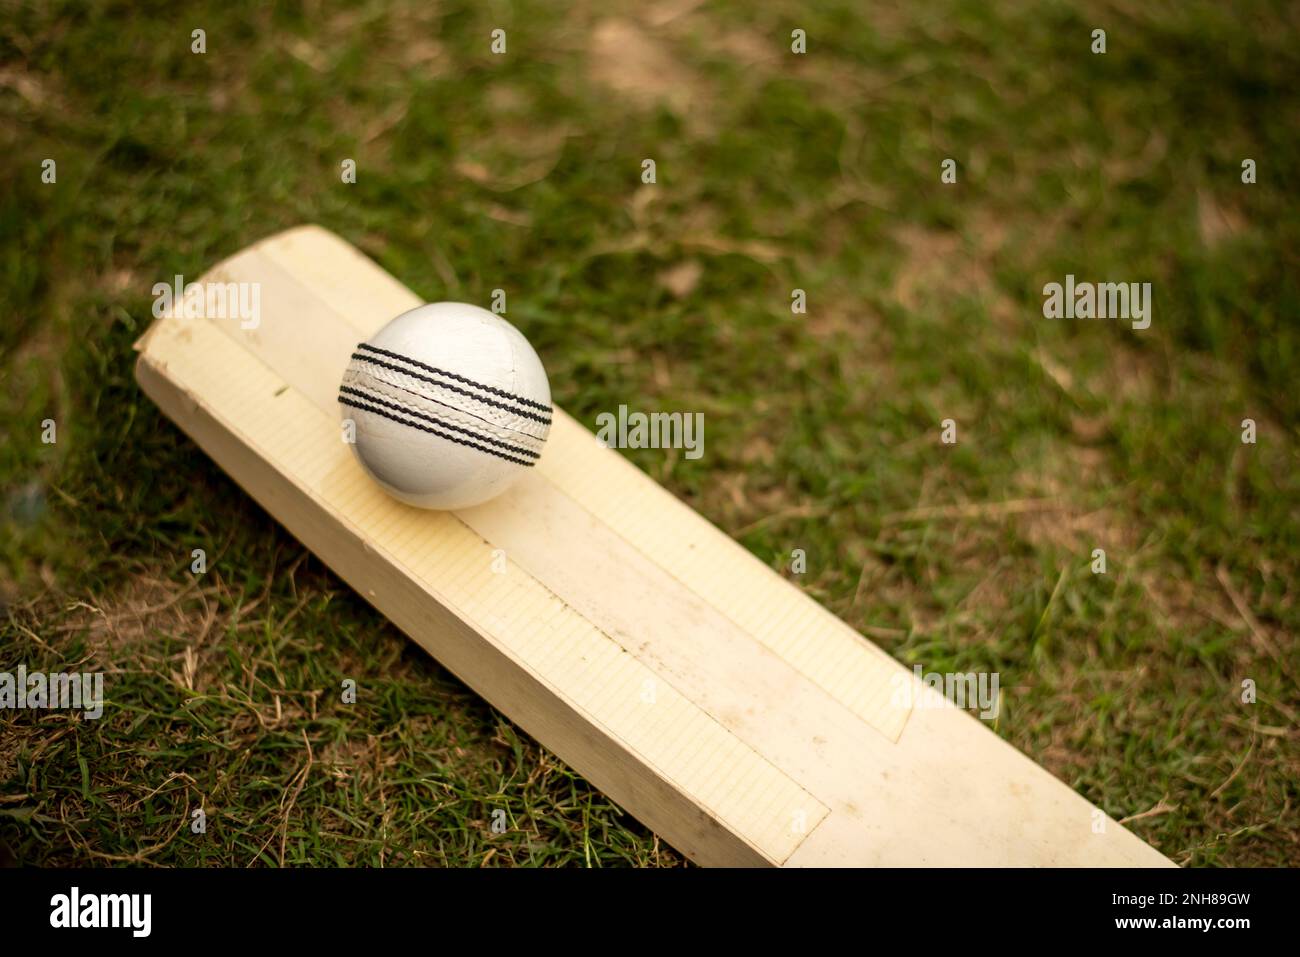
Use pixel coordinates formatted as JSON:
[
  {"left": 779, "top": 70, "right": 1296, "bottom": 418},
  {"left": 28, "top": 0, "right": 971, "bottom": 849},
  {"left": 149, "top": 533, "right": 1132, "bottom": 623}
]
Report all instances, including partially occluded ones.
[{"left": 134, "top": 225, "right": 1173, "bottom": 867}]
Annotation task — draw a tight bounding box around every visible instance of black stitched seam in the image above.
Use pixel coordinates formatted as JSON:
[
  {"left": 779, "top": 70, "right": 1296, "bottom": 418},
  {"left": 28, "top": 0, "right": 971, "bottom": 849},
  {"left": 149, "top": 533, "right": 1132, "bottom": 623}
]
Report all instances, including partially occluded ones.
[
  {"left": 339, "top": 394, "right": 538, "bottom": 467},
  {"left": 350, "top": 353, "right": 552, "bottom": 426},
  {"left": 339, "top": 385, "right": 540, "bottom": 459},
  {"left": 356, "top": 342, "right": 552, "bottom": 414}
]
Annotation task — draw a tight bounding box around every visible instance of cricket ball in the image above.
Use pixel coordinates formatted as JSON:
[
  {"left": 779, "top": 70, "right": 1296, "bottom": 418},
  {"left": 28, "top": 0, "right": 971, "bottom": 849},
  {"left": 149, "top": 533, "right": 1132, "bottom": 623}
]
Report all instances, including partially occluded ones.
[{"left": 338, "top": 302, "right": 552, "bottom": 510}]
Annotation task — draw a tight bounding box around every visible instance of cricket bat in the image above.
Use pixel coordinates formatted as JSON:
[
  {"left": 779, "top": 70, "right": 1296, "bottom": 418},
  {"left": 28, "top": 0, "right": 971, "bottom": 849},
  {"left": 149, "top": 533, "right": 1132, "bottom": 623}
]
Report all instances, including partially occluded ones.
[{"left": 133, "top": 225, "right": 1173, "bottom": 867}]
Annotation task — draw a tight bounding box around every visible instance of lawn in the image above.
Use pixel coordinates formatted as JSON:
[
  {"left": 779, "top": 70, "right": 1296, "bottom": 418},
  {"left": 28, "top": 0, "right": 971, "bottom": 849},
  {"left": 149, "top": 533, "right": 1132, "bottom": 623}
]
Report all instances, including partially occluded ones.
[{"left": 1, "top": 0, "right": 1297, "bottom": 866}]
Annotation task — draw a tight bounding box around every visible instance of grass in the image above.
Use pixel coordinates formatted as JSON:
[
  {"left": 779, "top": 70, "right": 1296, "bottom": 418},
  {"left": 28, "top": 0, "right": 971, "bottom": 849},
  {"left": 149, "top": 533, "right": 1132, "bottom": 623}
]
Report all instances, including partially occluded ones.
[{"left": 1, "top": 0, "right": 1297, "bottom": 866}]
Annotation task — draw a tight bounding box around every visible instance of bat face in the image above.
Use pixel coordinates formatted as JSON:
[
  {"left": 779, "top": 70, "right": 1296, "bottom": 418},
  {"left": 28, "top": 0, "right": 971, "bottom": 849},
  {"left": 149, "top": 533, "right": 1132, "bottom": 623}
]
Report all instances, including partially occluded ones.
[{"left": 339, "top": 302, "right": 552, "bottom": 510}]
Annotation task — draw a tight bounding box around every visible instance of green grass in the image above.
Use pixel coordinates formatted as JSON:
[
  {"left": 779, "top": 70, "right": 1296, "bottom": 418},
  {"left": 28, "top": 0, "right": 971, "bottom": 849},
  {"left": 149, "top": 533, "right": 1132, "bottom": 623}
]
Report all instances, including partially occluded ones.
[{"left": 1, "top": 0, "right": 1297, "bottom": 866}]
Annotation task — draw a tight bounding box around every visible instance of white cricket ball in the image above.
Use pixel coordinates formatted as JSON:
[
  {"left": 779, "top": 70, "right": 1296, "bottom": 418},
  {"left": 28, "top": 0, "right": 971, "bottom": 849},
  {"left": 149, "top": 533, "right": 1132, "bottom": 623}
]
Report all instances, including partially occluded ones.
[{"left": 338, "top": 302, "right": 552, "bottom": 510}]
